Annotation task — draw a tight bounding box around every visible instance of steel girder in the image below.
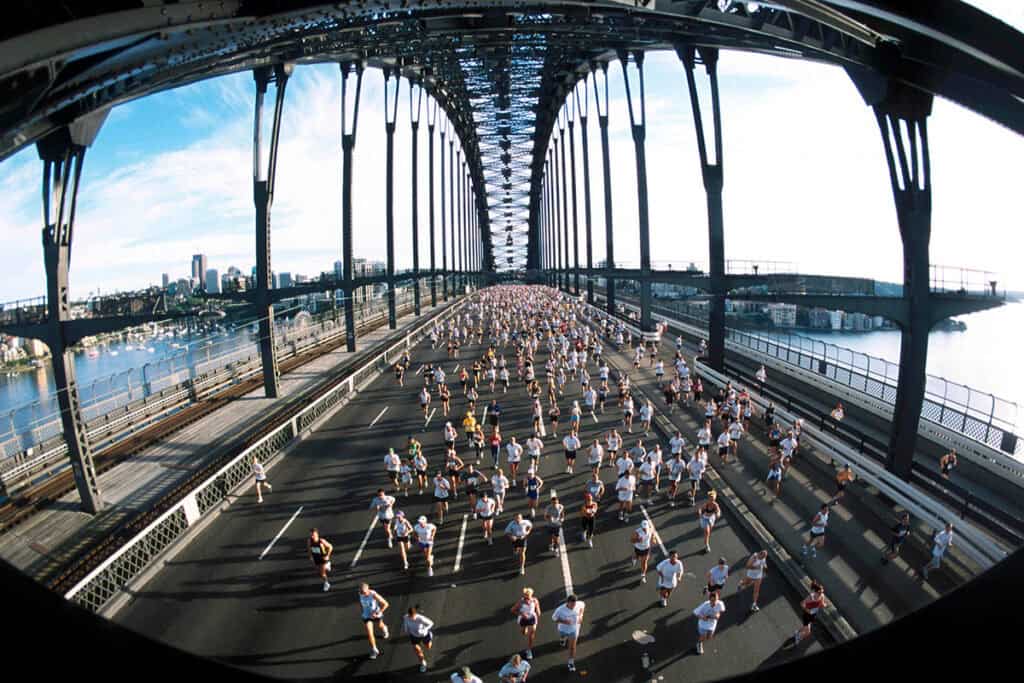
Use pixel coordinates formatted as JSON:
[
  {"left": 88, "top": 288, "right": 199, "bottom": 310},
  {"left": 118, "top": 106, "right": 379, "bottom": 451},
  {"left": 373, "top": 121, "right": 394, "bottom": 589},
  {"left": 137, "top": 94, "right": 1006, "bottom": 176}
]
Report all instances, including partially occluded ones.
[{"left": 2, "top": 2, "right": 1024, "bottom": 272}]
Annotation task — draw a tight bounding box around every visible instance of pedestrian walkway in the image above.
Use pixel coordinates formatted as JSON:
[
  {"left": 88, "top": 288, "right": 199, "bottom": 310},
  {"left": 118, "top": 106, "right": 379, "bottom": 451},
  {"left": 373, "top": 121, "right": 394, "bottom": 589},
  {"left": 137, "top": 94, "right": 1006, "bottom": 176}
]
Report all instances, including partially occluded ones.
[{"left": 0, "top": 303, "right": 458, "bottom": 583}]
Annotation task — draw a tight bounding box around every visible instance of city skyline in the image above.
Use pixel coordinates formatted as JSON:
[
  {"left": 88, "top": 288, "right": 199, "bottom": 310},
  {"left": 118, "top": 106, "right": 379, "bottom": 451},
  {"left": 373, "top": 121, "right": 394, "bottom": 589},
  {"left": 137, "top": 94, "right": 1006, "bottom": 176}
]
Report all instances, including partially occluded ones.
[{"left": 0, "top": 2, "right": 1021, "bottom": 302}]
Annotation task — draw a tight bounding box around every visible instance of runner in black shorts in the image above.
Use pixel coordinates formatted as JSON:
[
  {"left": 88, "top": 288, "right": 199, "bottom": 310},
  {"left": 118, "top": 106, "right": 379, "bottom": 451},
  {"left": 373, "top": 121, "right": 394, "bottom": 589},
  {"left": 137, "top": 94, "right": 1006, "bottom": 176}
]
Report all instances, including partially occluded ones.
[{"left": 881, "top": 512, "right": 911, "bottom": 565}]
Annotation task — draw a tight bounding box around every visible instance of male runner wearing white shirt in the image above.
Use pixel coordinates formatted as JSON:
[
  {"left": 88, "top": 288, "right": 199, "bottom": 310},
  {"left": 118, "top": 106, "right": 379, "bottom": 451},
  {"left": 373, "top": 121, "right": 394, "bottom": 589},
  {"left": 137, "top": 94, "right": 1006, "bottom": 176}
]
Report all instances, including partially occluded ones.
[
  {"left": 920, "top": 522, "right": 955, "bottom": 580},
  {"left": 506, "top": 513, "right": 534, "bottom": 576},
  {"left": 656, "top": 550, "right": 685, "bottom": 607},
  {"left": 552, "top": 594, "right": 586, "bottom": 672},
  {"left": 693, "top": 591, "right": 726, "bottom": 655}
]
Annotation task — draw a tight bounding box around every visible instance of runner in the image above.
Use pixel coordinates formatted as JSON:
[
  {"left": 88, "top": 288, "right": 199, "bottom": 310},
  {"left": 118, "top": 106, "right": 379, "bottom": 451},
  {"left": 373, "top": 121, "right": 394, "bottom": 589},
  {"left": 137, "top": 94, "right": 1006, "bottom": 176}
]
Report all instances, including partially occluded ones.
[
  {"left": 545, "top": 492, "right": 566, "bottom": 555},
  {"left": 450, "top": 666, "right": 483, "bottom": 683},
  {"left": 252, "top": 455, "right": 272, "bottom": 504},
  {"left": 413, "top": 515, "right": 438, "bottom": 577},
  {"left": 586, "top": 439, "right": 605, "bottom": 476},
  {"left": 524, "top": 468, "right": 545, "bottom": 519},
  {"left": 551, "top": 594, "right": 586, "bottom": 672},
  {"left": 390, "top": 510, "right": 413, "bottom": 570},
  {"left": 698, "top": 491, "right": 722, "bottom": 553},
  {"left": 800, "top": 503, "right": 830, "bottom": 561},
  {"left": 616, "top": 470, "right": 637, "bottom": 523},
  {"left": 606, "top": 429, "right": 622, "bottom": 469},
  {"left": 511, "top": 587, "right": 542, "bottom": 660},
  {"left": 584, "top": 470, "right": 605, "bottom": 503},
  {"left": 370, "top": 489, "right": 397, "bottom": 548},
  {"left": 506, "top": 435, "right": 523, "bottom": 481},
  {"left": 630, "top": 519, "right": 658, "bottom": 583},
  {"left": 307, "top": 528, "right": 333, "bottom": 592},
  {"left": 475, "top": 490, "right": 498, "bottom": 544},
  {"left": 411, "top": 447, "right": 429, "bottom": 495},
  {"left": 785, "top": 582, "right": 827, "bottom": 649},
  {"left": 463, "top": 463, "right": 483, "bottom": 517},
  {"left": 439, "top": 382, "right": 451, "bottom": 417},
  {"left": 491, "top": 468, "right": 510, "bottom": 515},
  {"left": 580, "top": 491, "right": 599, "bottom": 548},
  {"left": 639, "top": 400, "right": 654, "bottom": 436},
  {"left": 548, "top": 401, "right": 561, "bottom": 439},
  {"left": 727, "top": 416, "right": 745, "bottom": 460},
  {"left": 919, "top": 521, "right": 955, "bottom": 580},
  {"left": 622, "top": 393, "right": 635, "bottom": 433},
  {"left": 655, "top": 550, "right": 686, "bottom": 607},
  {"left": 562, "top": 430, "right": 581, "bottom": 475},
  {"left": 704, "top": 557, "right": 730, "bottom": 596},
  {"left": 692, "top": 590, "right": 726, "bottom": 655},
  {"left": 939, "top": 450, "right": 958, "bottom": 479},
  {"left": 881, "top": 512, "right": 912, "bottom": 565},
  {"left": 358, "top": 583, "right": 390, "bottom": 659},
  {"left": 402, "top": 605, "right": 434, "bottom": 672},
  {"left": 638, "top": 454, "right": 658, "bottom": 506},
  {"left": 419, "top": 385, "right": 431, "bottom": 420},
  {"left": 827, "top": 464, "right": 856, "bottom": 507},
  {"left": 667, "top": 451, "right": 689, "bottom": 508},
  {"left": 445, "top": 447, "right": 465, "bottom": 500},
  {"left": 737, "top": 550, "right": 769, "bottom": 612},
  {"left": 433, "top": 470, "right": 452, "bottom": 525},
  {"left": 766, "top": 451, "right": 784, "bottom": 498},
  {"left": 506, "top": 512, "right": 534, "bottom": 576},
  {"left": 384, "top": 447, "right": 402, "bottom": 492},
  {"left": 471, "top": 424, "right": 486, "bottom": 465},
  {"left": 461, "top": 411, "right": 477, "bottom": 448},
  {"left": 499, "top": 654, "right": 531, "bottom": 683},
  {"left": 716, "top": 427, "right": 732, "bottom": 465}
]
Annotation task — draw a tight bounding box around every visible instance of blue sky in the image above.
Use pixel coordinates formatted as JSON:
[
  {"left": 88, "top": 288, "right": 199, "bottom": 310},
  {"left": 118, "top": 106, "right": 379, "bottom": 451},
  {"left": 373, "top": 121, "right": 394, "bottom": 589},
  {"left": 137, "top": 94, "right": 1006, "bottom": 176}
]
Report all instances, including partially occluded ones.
[{"left": 0, "top": 1, "right": 1022, "bottom": 302}]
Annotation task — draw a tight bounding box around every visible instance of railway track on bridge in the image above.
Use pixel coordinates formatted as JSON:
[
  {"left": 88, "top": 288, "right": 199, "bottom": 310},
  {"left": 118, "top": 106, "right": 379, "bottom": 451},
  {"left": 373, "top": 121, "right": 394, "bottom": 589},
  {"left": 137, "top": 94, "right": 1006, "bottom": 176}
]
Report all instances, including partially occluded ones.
[{"left": 0, "top": 302, "right": 440, "bottom": 591}]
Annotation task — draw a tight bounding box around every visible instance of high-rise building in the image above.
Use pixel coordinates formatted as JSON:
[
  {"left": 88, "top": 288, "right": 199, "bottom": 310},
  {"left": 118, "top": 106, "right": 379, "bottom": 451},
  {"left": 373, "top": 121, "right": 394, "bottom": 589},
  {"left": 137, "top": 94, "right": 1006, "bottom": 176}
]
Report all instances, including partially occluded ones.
[
  {"left": 206, "top": 268, "right": 221, "bottom": 294},
  {"left": 161, "top": 273, "right": 170, "bottom": 289},
  {"left": 333, "top": 260, "right": 343, "bottom": 281},
  {"left": 809, "top": 308, "right": 832, "bottom": 329},
  {"left": 279, "top": 272, "right": 293, "bottom": 288},
  {"left": 192, "top": 254, "right": 207, "bottom": 288}
]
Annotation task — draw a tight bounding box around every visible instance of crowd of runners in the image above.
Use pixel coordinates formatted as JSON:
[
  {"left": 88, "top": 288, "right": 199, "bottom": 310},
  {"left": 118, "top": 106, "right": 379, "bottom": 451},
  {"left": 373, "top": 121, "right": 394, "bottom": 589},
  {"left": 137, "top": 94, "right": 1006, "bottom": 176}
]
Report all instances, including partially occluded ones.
[{"left": 260, "top": 284, "right": 955, "bottom": 679}]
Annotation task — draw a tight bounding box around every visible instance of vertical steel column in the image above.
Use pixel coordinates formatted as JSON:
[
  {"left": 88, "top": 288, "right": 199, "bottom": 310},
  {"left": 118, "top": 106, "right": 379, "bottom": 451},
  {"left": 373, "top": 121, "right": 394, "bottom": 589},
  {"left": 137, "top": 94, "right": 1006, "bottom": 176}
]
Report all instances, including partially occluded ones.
[
  {"left": 545, "top": 156, "right": 554, "bottom": 285},
  {"left": 575, "top": 77, "right": 595, "bottom": 304},
  {"left": 253, "top": 64, "right": 291, "bottom": 397},
  {"left": 450, "top": 141, "right": 457, "bottom": 293},
  {"left": 383, "top": 67, "right": 400, "bottom": 329},
  {"left": 848, "top": 69, "right": 935, "bottom": 479},
  {"left": 460, "top": 161, "right": 467, "bottom": 292},
  {"left": 620, "top": 50, "right": 653, "bottom": 333},
  {"left": 559, "top": 110, "right": 571, "bottom": 295},
  {"left": 427, "top": 99, "right": 438, "bottom": 307},
  {"left": 36, "top": 112, "right": 107, "bottom": 514},
  {"left": 678, "top": 46, "right": 725, "bottom": 370},
  {"left": 340, "top": 61, "right": 364, "bottom": 352},
  {"left": 566, "top": 100, "right": 581, "bottom": 296},
  {"left": 440, "top": 117, "right": 448, "bottom": 301},
  {"left": 593, "top": 61, "right": 616, "bottom": 314},
  {"left": 553, "top": 132, "right": 563, "bottom": 291},
  {"left": 409, "top": 79, "right": 423, "bottom": 315}
]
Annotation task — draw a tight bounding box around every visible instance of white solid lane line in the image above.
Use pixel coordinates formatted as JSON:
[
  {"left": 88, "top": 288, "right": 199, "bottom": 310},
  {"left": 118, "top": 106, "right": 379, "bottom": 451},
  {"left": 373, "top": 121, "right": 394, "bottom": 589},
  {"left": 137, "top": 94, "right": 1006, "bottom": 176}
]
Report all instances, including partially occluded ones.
[
  {"left": 349, "top": 515, "right": 379, "bottom": 568},
  {"left": 557, "top": 528, "right": 575, "bottom": 597},
  {"left": 592, "top": 411, "right": 598, "bottom": 423},
  {"left": 452, "top": 364, "right": 460, "bottom": 374},
  {"left": 453, "top": 514, "right": 469, "bottom": 573},
  {"left": 424, "top": 407, "right": 436, "bottom": 428},
  {"left": 415, "top": 364, "right": 424, "bottom": 375},
  {"left": 482, "top": 406, "right": 488, "bottom": 425},
  {"left": 370, "top": 406, "right": 389, "bottom": 427},
  {"left": 259, "top": 506, "right": 303, "bottom": 560}
]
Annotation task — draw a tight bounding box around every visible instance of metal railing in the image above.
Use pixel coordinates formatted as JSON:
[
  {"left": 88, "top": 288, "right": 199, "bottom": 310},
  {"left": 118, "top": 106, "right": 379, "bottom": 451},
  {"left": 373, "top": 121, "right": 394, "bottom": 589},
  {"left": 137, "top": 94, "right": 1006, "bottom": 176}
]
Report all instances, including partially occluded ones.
[
  {"left": 724, "top": 327, "right": 1020, "bottom": 456},
  {"left": 0, "top": 295, "right": 48, "bottom": 327},
  {"left": 590, "top": 287, "right": 1022, "bottom": 459},
  {"left": 0, "top": 289, "right": 435, "bottom": 495},
  {"left": 930, "top": 265, "right": 1001, "bottom": 297},
  {"left": 63, "top": 294, "right": 468, "bottom": 614}
]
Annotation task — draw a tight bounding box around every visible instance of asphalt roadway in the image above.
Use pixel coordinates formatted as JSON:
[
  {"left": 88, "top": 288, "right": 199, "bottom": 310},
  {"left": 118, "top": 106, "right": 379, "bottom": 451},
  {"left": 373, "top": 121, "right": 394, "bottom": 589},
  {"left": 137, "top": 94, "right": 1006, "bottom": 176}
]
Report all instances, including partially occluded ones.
[{"left": 114, "top": 300, "right": 824, "bottom": 682}]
